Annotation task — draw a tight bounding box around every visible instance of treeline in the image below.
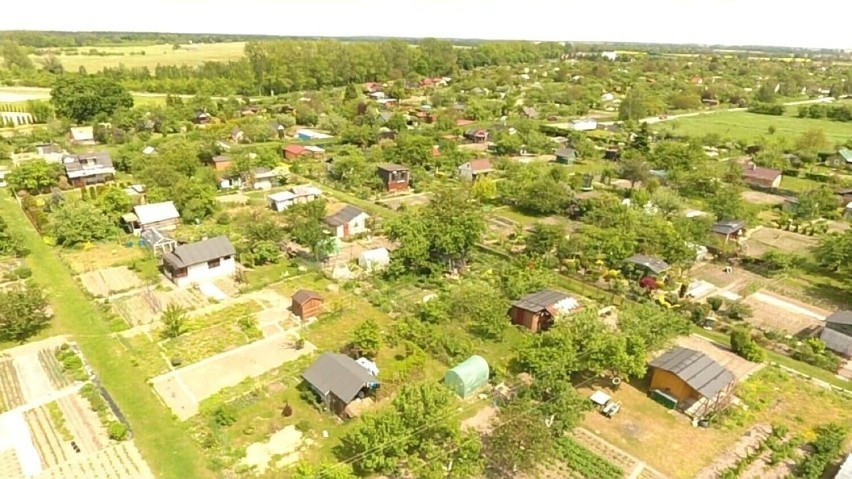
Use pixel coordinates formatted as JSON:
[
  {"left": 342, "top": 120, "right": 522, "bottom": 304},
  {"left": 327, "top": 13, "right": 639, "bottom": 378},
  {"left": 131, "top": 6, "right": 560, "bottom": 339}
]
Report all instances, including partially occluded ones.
[
  {"left": 2, "top": 38, "right": 568, "bottom": 96},
  {"left": 748, "top": 102, "right": 785, "bottom": 115},
  {"left": 797, "top": 103, "right": 852, "bottom": 122},
  {"left": 0, "top": 31, "right": 281, "bottom": 48}
]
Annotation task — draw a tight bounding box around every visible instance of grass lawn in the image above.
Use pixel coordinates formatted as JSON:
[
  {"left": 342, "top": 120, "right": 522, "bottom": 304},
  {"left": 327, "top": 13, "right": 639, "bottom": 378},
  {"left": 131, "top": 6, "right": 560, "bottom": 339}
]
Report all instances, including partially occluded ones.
[
  {"left": 29, "top": 42, "right": 246, "bottom": 71},
  {"left": 0, "top": 194, "right": 213, "bottom": 479},
  {"left": 659, "top": 110, "right": 852, "bottom": 143}
]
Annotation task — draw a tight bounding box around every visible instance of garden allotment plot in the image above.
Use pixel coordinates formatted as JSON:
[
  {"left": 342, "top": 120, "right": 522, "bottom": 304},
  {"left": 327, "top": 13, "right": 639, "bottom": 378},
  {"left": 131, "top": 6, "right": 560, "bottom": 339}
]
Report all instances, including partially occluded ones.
[{"left": 0, "top": 337, "right": 154, "bottom": 479}]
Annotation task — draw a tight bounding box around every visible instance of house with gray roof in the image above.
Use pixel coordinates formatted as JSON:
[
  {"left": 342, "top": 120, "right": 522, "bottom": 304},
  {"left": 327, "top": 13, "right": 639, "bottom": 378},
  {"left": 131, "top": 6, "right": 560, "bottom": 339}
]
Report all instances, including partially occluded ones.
[
  {"left": 324, "top": 204, "right": 369, "bottom": 240},
  {"left": 302, "top": 352, "right": 380, "bottom": 416},
  {"left": 63, "top": 152, "right": 115, "bottom": 188},
  {"left": 649, "top": 347, "right": 735, "bottom": 416},
  {"left": 509, "top": 289, "right": 581, "bottom": 332},
  {"left": 162, "top": 236, "right": 236, "bottom": 287}
]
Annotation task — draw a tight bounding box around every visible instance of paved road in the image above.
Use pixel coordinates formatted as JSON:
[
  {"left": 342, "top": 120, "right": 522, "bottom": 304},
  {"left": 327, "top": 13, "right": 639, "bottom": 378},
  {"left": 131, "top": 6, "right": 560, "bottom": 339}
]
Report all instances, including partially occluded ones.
[{"left": 601, "top": 96, "right": 836, "bottom": 126}]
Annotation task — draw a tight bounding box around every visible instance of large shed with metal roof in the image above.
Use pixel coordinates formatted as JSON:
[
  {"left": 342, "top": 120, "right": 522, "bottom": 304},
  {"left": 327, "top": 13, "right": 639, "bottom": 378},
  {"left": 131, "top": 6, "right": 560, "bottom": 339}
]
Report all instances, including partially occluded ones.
[{"left": 648, "top": 347, "right": 735, "bottom": 410}]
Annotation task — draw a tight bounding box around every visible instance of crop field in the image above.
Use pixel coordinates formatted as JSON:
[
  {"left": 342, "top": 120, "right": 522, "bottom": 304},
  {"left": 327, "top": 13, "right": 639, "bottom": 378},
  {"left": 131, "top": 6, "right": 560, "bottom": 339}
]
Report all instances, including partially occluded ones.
[
  {"left": 61, "top": 244, "right": 148, "bottom": 274},
  {"left": 29, "top": 42, "right": 246, "bottom": 72},
  {"left": 78, "top": 267, "right": 144, "bottom": 298},
  {"left": 658, "top": 111, "right": 852, "bottom": 143},
  {"left": 0, "top": 359, "right": 25, "bottom": 411}
]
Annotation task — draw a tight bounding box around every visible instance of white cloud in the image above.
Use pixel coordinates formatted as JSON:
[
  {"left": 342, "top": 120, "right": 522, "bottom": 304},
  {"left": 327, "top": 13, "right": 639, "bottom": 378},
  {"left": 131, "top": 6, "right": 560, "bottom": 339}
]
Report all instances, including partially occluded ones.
[{"left": 2, "top": 0, "right": 850, "bottom": 49}]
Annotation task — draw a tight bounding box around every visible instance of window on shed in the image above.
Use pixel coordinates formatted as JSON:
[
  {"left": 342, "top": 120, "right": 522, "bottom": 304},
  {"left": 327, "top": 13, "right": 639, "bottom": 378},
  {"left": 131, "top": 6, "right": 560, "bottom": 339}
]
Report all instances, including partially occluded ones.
[{"left": 208, "top": 258, "right": 221, "bottom": 268}]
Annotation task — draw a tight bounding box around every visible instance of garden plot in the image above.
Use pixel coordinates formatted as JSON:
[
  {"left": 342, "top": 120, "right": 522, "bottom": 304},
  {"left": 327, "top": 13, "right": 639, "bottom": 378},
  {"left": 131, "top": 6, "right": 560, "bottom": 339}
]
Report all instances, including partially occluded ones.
[
  {"left": 78, "top": 267, "right": 143, "bottom": 298},
  {"left": 742, "top": 290, "right": 829, "bottom": 335},
  {"left": 31, "top": 441, "right": 155, "bottom": 479},
  {"left": 691, "top": 263, "right": 764, "bottom": 293},
  {"left": 744, "top": 228, "right": 819, "bottom": 258},
  {"left": 377, "top": 192, "right": 432, "bottom": 210},
  {"left": 112, "top": 285, "right": 208, "bottom": 325},
  {"left": 61, "top": 244, "right": 147, "bottom": 274},
  {"left": 151, "top": 333, "right": 317, "bottom": 420},
  {"left": 0, "top": 359, "right": 26, "bottom": 411}
]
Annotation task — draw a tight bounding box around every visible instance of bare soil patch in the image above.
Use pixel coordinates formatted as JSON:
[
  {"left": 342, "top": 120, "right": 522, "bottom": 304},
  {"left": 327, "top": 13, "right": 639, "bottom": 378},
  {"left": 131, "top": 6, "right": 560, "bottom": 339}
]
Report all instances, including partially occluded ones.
[
  {"left": 78, "top": 267, "right": 144, "bottom": 297},
  {"left": 151, "top": 335, "right": 317, "bottom": 420},
  {"left": 691, "top": 263, "right": 765, "bottom": 292},
  {"left": 241, "top": 425, "right": 311, "bottom": 475},
  {"left": 741, "top": 190, "right": 787, "bottom": 205},
  {"left": 377, "top": 192, "right": 431, "bottom": 210},
  {"left": 742, "top": 290, "right": 829, "bottom": 335},
  {"left": 694, "top": 424, "right": 772, "bottom": 479}
]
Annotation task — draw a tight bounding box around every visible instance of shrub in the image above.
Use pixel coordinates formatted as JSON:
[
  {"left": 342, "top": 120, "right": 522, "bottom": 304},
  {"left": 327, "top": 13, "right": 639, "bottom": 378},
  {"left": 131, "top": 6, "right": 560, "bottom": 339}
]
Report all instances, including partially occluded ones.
[
  {"left": 707, "top": 296, "right": 724, "bottom": 311},
  {"left": 212, "top": 405, "right": 237, "bottom": 427},
  {"left": 295, "top": 420, "right": 312, "bottom": 433},
  {"left": 107, "top": 421, "right": 129, "bottom": 441},
  {"left": 730, "top": 327, "right": 765, "bottom": 362}
]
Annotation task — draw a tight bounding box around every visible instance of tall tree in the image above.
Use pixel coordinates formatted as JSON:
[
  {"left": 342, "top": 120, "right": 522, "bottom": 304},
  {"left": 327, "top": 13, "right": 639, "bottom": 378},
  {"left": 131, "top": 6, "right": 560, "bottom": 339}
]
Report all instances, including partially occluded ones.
[
  {"left": 6, "top": 160, "right": 61, "bottom": 194},
  {"left": 51, "top": 76, "right": 133, "bottom": 123},
  {"left": 619, "top": 156, "right": 651, "bottom": 188},
  {"left": 48, "top": 201, "right": 117, "bottom": 246},
  {"left": 0, "top": 283, "right": 51, "bottom": 343}
]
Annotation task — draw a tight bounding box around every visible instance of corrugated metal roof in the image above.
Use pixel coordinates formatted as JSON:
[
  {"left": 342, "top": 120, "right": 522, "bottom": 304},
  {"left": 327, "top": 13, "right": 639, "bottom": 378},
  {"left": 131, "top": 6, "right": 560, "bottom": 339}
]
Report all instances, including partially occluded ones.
[
  {"left": 512, "top": 289, "right": 573, "bottom": 313},
  {"left": 162, "top": 236, "right": 235, "bottom": 269},
  {"left": 820, "top": 328, "right": 852, "bottom": 357},
  {"left": 302, "top": 352, "right": 378, "bottom": 404},
  {"left": 826, "top": 311, "right": 852, "bottom": 326},
  {"left": 649, "top": 347, "right": 734, "bottom": 399},
  {"left": 324, "top": 205, "right": 367, "bottom": 227},
  {"left": 268, "top": 191, "right": 296, "bottom": 202},
  {"left": 133, "top": 201, "right": 179, "bottom": 225},
  {"left": 711, "top": 220, "right": 746, "bottom": 235}
]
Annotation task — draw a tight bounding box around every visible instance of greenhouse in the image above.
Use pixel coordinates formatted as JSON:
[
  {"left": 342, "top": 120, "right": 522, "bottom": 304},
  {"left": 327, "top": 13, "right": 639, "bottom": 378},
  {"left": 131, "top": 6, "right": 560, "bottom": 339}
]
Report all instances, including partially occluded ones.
[{"left": 444, "top": 355, "right": 490, "bottom": 399}]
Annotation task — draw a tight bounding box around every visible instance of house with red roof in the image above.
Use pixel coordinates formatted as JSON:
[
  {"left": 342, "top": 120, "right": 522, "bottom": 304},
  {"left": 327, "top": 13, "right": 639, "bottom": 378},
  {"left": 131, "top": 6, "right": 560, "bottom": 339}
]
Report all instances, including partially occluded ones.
[{"left": 458, "top": 158, "right": 494, "bottom": 181}]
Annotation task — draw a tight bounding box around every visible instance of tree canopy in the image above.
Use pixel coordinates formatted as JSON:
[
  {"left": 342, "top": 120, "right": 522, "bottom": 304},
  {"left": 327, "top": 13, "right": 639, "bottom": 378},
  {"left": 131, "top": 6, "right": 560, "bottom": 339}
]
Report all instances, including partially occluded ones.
[{"left": 51, "top": 75, "right": 133, "bottom": 123}]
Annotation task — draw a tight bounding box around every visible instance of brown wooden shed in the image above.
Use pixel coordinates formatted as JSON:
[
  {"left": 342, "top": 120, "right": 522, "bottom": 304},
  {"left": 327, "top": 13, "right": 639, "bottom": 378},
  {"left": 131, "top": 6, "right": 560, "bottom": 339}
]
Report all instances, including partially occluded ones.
[{"left": 292, "top": 289, "right": 323, "bottom": 320}]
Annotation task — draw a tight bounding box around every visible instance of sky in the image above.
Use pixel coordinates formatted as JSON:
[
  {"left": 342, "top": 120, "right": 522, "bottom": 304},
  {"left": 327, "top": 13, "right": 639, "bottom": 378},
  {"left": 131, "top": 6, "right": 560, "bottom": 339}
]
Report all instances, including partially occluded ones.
[{"left": 2, "top": 0, "right": 851, "bottom": 50}]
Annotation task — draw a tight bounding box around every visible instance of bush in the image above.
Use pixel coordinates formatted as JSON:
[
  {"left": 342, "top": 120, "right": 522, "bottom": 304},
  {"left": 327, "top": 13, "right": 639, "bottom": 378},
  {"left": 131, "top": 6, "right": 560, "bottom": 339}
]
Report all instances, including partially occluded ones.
[
  {"left": 707, "top": 296, "right": 724, "bottom": 311},
  {"left": 730, "top": 327, "right": 765, "bottom": 362},
  {"left": 107, "top": 421, "right": 129, "bottom": 441},
  {"left": 295, "top": 419, "right": 312, "bottom": 433},
  {"left": 212, "top": 404, "right": 237, "bottom": 427}
]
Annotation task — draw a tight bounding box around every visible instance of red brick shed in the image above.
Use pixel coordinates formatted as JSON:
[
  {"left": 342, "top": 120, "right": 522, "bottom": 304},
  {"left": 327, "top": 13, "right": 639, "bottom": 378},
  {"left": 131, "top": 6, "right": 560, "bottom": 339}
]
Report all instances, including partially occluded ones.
[{"left": 292, "top": 290, "right": 323, "bottom": 320}]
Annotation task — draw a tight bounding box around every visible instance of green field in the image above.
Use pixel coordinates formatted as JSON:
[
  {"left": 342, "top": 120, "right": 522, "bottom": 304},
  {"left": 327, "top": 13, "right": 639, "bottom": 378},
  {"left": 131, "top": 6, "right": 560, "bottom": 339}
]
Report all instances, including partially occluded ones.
[
  {"left": 30, "top": 42, "right": 246, "bottom": 72},
  {"left": 0, "top": 195, "right": 213, "bottom": 479},
  {"left": 658, "top": 110, "right": 852, "bottom": 144}
]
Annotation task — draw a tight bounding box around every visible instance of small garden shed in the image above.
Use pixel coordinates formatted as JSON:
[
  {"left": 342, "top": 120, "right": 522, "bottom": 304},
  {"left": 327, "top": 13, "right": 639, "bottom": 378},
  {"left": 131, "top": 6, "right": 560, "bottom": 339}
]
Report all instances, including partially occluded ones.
[
  {"left": 444, "top": 355, "right": 490, "bottom": 399},
  {"left": 291, "top": 290, "right": 323, "bottom": 320}
]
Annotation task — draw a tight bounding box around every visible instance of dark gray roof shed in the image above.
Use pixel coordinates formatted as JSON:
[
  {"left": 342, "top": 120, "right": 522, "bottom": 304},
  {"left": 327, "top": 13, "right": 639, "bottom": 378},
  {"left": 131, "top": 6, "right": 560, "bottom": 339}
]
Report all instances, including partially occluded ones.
[
  {"left": 162, "top": 236, "right": 235, "bottom": 269},
  {"left": 512, "top": 289, "right": 572, "bottom": 313},
  {"left": 826, "top": 311, "right": 852, "bottom": 326},
  {"left": 649, "top": 347, "right": 734, "bottom": 399},
  {"left": 302, "top": 352, "right": 378, "bottom": 404},
  {"left": 626, "top": 254, "right": 671, "bottom": 274},
  {"left": 820, "top": 327, "right": 852, "bottom": 357},
  {"left": 377, "top": 163, "right": 409, "bottom": 173},
  {"left": 324, "top": 205, "right": 367, "bottom": 227},
  {"left": 711, "top": 220, "right": 746, "bottom": 235}
]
